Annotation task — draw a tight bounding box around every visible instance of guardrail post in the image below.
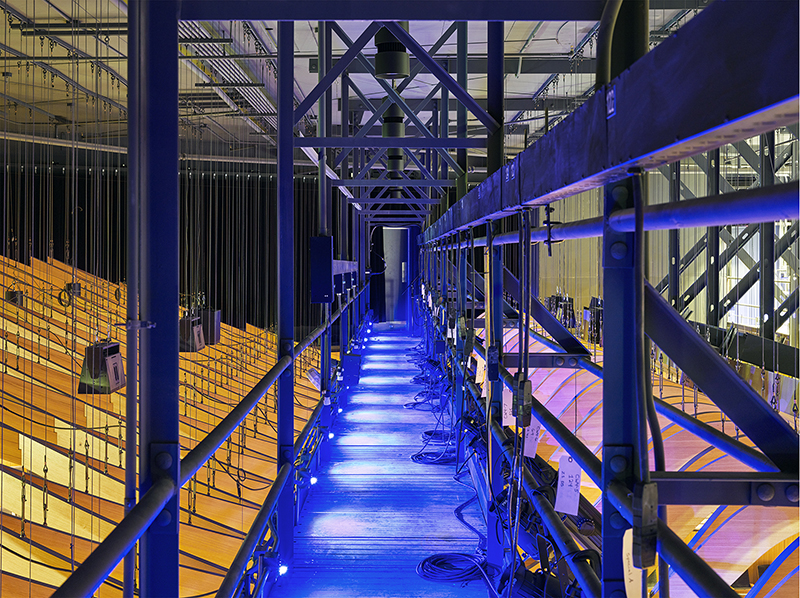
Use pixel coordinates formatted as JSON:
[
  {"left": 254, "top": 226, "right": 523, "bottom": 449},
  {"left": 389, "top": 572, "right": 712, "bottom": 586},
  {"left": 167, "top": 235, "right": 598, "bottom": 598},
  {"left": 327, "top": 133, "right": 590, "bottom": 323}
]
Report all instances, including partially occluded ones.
[
  {"left": 277, "top": 20, "right": 296, "bottom": 563},
  {"left": 133, "top": 0, "right": 180, "bottom": 595}
]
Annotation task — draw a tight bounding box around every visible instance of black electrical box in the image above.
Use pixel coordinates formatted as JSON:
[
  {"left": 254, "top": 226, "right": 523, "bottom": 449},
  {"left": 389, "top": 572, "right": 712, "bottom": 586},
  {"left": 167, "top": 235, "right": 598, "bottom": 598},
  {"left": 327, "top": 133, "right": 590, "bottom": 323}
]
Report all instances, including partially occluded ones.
[
  {"left": 310, "top": 236, "right": 334, "bottom": 303},
  {"left": 78, "top": 341, "right": 126, "bottom": 394},
  {"left": 5, "top": 289, "right": 24, "bottom": 307},
  {"left": 342, "top": 352, "right": 361, "bottom": 387},
  {"left": 201, "top": 308, "right": 221, "bottom": 345},
  {"left": 487, "top": 343, "right": 500, "bottom": 381},
  {"left": 180, "top": 316, "right": 206, "bottom": 352}
]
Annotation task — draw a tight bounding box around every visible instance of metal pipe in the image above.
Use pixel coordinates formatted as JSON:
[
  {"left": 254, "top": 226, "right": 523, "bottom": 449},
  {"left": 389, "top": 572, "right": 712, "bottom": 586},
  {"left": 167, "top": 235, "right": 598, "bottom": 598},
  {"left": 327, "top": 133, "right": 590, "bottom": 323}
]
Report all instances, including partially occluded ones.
[
  {"left": 606, "top": 480, "right": 738, "bottom": 598},
  {"left": 432, "top": 181, "right": 800, "bottom": 249},
  {"left": 595, "top": 0, "right": 624, "bottom": 89},
  {"left": 653, "top": 398, "right": 778, "bottom": 472},
  {"left": 490, "top": 420, "right": 602, "bottom": 598},
  {"left": 182, "top": 286, "right": 365, "bottom": 486},
  {"left": 52, "top": 478, "right": 175, "bottom": 598},
  {"left": 215, "top": 464, "right": 292, "bottom": 598}
]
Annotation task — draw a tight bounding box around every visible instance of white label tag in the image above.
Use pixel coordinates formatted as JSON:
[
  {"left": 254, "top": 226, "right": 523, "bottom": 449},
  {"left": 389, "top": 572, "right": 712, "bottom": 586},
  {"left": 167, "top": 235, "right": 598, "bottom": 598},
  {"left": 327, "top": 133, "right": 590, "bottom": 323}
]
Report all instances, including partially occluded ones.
[
  {"left": 554, "top": 455, "right": 581, "bottom": 516},
  {"left": 476, "top": 361, "right": 486, "bottom": 387},
  {"left": 623, "top": 528, "right": 645, "bottom": 598},
  {"left": 501, "top": 387, "right": 514, "bottom": 426},
  {"left": 524, "top": 423, "right": 541, "bottom": 458}
]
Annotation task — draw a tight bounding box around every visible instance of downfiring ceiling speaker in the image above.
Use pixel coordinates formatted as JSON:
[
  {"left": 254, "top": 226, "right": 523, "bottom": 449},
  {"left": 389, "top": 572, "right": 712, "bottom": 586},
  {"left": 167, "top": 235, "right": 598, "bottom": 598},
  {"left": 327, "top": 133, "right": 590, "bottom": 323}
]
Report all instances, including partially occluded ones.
[{"left": 374, "top": 22, "right": 410, "bottom": 80}]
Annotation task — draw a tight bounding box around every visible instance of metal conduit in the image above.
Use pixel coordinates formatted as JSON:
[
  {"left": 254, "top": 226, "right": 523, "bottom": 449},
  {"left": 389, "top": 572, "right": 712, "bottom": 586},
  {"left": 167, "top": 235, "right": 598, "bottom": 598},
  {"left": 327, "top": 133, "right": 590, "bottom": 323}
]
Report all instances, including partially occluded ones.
[
  {"left": 433, "top": 181, "right": 799, "bottom": 249},
  {"left": 54, "top": 285, "right": 367, "bottom": 598}
]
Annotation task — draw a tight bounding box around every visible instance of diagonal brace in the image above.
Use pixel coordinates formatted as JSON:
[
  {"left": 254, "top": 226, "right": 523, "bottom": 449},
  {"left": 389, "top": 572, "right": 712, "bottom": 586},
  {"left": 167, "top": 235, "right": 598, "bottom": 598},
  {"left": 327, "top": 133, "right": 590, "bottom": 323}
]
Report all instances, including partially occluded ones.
[{"left": 644, "top": 282, "right": 799, "bottom": 473}]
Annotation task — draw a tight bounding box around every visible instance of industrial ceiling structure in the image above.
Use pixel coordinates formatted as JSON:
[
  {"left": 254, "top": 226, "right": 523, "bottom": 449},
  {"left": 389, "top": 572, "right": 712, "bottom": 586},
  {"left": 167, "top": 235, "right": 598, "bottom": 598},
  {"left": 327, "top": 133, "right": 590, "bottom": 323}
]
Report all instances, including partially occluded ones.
[{"left": 0, "top": 0, "right": 797, "bottom": 597}]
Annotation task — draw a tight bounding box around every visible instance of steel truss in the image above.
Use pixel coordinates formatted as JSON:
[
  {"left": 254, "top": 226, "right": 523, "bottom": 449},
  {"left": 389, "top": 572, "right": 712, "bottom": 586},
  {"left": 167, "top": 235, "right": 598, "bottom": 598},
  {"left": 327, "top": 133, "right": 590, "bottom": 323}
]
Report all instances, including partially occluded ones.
[
  {"left": 50, "top": 0, "right": 798, "bottom": 596},
  {"left": 416, "top": 2, "right": 798, "bottom": 597}
]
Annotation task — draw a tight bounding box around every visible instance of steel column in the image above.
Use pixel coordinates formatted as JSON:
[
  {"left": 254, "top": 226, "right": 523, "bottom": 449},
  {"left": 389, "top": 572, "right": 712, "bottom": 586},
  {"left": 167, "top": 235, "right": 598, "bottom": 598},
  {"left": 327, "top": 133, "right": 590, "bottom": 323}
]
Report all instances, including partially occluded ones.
[
  {"left": 133, "top": 0, "right": 180, "bottom": 594},
  {"left": 601, "top": 2, "right": 649, "bottom": 593},
  {"left": 277, "top": 20, "right": 296, "bottom": 564},
  {"left": 485, "top": 221, "right": 505, "bottom": 575},
  {"left": 760, "top": 131, "right": 776, "bottom": 339},
  {"left": 707, "top": 149, "right": 721, "bottom": 326},
  {"left": 440, "top": 69, "right": 449, "bottom": 209},
  {"left": 318, "top": 21, "right": 334, "bottom": 418},
  {"left": 668, "top": 162, "right": 680, "bottom": 309},
  {"left": 456, "top": 22, "right": 468, "bottom": 200},
  {"left": 486, "top": 21, "right": 504, "bottom": 176},
  {"left": 124, "top": 1, "right": 141, "bottom": 593}
]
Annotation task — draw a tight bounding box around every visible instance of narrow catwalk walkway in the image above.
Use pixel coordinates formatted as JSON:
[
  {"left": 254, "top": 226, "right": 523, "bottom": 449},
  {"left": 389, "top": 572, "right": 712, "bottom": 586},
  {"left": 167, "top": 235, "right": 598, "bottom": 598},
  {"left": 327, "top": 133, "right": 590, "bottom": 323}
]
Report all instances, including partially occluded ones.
[{"left": 273, "top": 323, "right": 488, "bottom": 598}]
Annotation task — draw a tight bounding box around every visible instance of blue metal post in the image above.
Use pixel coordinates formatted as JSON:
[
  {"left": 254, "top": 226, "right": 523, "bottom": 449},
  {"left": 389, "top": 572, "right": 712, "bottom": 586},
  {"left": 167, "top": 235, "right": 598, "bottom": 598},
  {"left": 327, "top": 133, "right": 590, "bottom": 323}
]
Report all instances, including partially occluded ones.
[
  {"left": 485, "top": 221, "right": 505, "bottom": 577},
  {"left": 456, "top": 22, "right": 468, "bottom": 200},
  {"left": 441, "top": 62, "right": 449, "bottom": 210},
  {"left": 487, "top": 21, "right": 504, "bottom": 176},
  {"left": 318, "top": 21, "right": 334, "bottom": 459},
  {"left": 277, "top": 20, "right": 296, "bottom": 563},
  {"left": 134, "top": 0, "right": 180, "bottom": 595},
  {"left": 601, "top": 2, "right": 649, "bottom": 593},
  {"left": 669, "top": 162, "right": 681, "bottom": 309},
  {"left": 760, "top": 131, "right": 775, "bottom": 339},
  {"left": 707, "top": 150, "right": 720, "bottom": 326}
]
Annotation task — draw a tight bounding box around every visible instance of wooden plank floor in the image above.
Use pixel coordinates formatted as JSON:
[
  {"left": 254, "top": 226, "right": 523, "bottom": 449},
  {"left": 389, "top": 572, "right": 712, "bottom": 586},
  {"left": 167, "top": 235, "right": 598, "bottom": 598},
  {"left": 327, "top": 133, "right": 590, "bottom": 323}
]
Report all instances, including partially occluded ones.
[{"left": 273, "top": 324, "right": 488, "bottom": 598}]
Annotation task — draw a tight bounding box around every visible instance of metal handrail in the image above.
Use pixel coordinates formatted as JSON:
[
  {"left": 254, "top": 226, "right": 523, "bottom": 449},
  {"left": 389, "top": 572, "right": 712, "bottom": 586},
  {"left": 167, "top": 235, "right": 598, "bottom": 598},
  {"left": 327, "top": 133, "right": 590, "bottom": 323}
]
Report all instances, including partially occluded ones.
[
  {"left": 216, "top": 463, "right": 292, "bottom": 598},
  {"left": 466, "top": 324, "right": 739, "bottom": 597},
  {"left": 54, "top": 284, "right": 367, "bottom": 598},
  {"left": 218, "top": 295, "right": 372, "bottom": 598}
]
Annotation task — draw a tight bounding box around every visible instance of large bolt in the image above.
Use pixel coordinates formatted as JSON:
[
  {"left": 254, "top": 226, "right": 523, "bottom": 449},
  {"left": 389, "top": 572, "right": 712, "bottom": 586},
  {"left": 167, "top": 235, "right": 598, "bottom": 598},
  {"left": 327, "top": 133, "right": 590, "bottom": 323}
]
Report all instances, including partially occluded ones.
[
  {"left": 757, "top": 483, "right": 775, "bottom": 502},
  {"left": 610, "top": 241, "right": 628, "bottom": 260},
  {"left": 610, "top": 512, "right": 627, "bottom": 529},
  {"left": 611, "top": 590, "right": 627, "bottom": 598},
  {"left": 569, "top": 358, "right": 578, "bottom": 367},
  {"left": 555, "top": 357, "right": 565, "bottom": 366},
  {"left": 786, "top": 484, "right": 799, "bottom": 503},
  {"left": 609, "top": 454, "right": 628, "bottom": 474},
  {"left": 155, "top": 509, "right": 172, "bottom": 527},
  {"left": 155, "top": 452, "right": 173, "bottom": 471}
]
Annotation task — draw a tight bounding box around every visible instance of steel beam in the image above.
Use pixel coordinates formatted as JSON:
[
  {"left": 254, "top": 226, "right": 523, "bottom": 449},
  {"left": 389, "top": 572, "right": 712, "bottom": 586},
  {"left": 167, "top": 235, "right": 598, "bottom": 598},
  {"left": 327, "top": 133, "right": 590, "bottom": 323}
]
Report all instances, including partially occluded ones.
[
  {"left": 650, "top": 472, "right": 799, "bottom": 507},
  {"left": 776, "top": 287, "right": 799, "bottom": 330},
  {"left": 456, "top": 22, "right": 468, "bottom": 201},
  {"left": 486, "top": 21, "right": 504, "bottom": 175},
  {"left": 296, "top": 137, "right": 484, "bottom": 149},
  {"left": 332, "top": 178, "right": 454, "bottom": 187},
  {"left": 133, "top": 0, "right": 180, "bottom": 594},
  {"left": 384, "top": 21, "right": 499, "bottom": 133},
  {"left": 644, "top": 283, "right": 799, "bottom": 473},
  {"left": 653, "top": 398, "right": 778, "bottom": 473},
  {"left": 181, "top": 0, "right": 707, "bottom": 21},
  {"left": 293, "top": 22, "right": 381, "bottom": 125},
  {"left": 707, "top": 149, "right": 721, "bottom": 326},
  {"left": 668, "top": 161, "right": 680, "bottom": 309},
  {"left": 424, "top": 0, "right": 799, "bottom": 242},
  {"left": 718, "top": 221, "right": 799, "bottom": 320},
  {"left": 276, "top": 20, "right": 295, "bottom": 565}
]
